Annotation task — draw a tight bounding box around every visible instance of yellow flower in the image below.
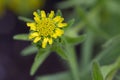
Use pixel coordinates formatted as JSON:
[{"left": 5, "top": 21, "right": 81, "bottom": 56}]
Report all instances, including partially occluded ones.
[{"left": 27, "top": 10, "right": 67, "bottom": 48}]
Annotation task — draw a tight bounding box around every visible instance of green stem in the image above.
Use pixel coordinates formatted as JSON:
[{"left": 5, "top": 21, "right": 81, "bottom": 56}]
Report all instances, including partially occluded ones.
[
  {"left": 65, "top": 42, "right": 80, "bottom": 80},
  {"left": 81, "top": 29, "right": 94, "bottom": 68}
]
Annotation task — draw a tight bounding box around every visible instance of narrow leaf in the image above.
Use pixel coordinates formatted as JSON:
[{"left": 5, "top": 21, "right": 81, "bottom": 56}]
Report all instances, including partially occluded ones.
[
  {"left": 92, "top": 61, "right": 103, "bottom": 80},
  {"left": 55, "top": 46, "right": 68, "bottom": 60},
  {"left": 13, "top": 34, "right": 29, "bottom": 41},
  {"left": 101, "top": 57, "right": 120, "bottom": 80},
  {"left": 35, "top": 72, "right": 72, "bottom": 80},
  {"left": 103, "top": 35, "right": 120, "bottom": 48},
  {"left": 37, "top": 9, "right": 41, "bottom": 14},
  {"left": 66, "top": 19, "right": 75, "bottom": 28},
  {"left": 21, "top": 45, "right": 38, "bottom": 56},
  {"left": 56, "top": 10, "right": 62, "bottom": 16},
  {"left": 66, "top": 35, "right": 86, "bottom": 45},
  {"left": 18, "top": 16, "right": 34, "bottom": 22},
  {"left": 30, "top": 49, "right": 50, "bottom": 76}
]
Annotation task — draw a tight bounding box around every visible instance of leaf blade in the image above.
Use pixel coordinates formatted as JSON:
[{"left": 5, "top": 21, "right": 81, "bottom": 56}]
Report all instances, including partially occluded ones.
[
  {"left": 66, "top": 35, "right": 86, "bottom": 45},
  {"left": 30, "top": 49, "right": 50, "bottom": 76},
  {"left": 92, "top": 61, "right": 103, "bottom": 80},
  {"left": 18, "top": 16, "right": 34, "bottom": 22},
  {"left": 13, "top": 34, "right": 29, "bottom": 41},
  {"left": 21, "top": 45, "right": 38, "bottom": 56}
]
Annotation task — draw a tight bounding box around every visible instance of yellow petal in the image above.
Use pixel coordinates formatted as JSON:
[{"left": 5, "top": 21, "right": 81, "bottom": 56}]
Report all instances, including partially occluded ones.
[
  {"left": 55, "top": 28, "right": 64, "bottom": 36},
  {"left": 33, "top": 12, "right": 40, "bottom": 22},
  {"left": 52, "top": 28, "right": 64, "bottom": 38},
  {"left": 57, "top": 23, "right": 67, "bottom": 28},
  {"left": 41, "top": 10, "right": 46, "bottom": 18},
  {"left": 49, "top": 11, "right": 54, "bottom": 18},
  {"left": 53, "top": 16, "right": 63, "bottom": 23},
  {"left": 33, "top": 37, "right": 41, "bottom": 43},
  {"left": 59, "top": 18, "right": 64, "bottom": 23},
  {"left": 34, "top": 17, "right": 40, "bottom": 23},
  {"left": 42, "top": 38, "right": 48, "bottom": 48},
  {"left": 27, "top": 22, "right": 35, "bottom": 27},
  {"left": 48, "top": 38, "right": 53, "bottom": 45},
  {"left": 29, "top": 32, "right": 39, "bottom": 39},
  {"left": 33, "top": 12, "right": 40, "bottom": 18},
  {"left": 52, "top": 34, "right": 58, "bottom": 38},
  {"left": 27, "top": 23, "right": 36, "bottom": 31}
]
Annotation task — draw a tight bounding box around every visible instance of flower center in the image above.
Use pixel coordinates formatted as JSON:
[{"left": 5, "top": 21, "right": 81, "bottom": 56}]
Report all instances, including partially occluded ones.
[{"left": 36, "top": 18, "right": 56, "bottom": 37}]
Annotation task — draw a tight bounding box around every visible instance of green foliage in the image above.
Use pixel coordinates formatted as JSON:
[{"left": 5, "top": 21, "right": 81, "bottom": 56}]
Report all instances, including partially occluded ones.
[
  {"left": 65, "top": 34, "right": 85, "bottom": 45},
  {"left": 35, "top": 72, "right": 72, "bottom": 80},
  {"left": 101, "top": 57, "right": 120, "bottom": 80},
  {"left": 92, "top": 61, "right": 103, "bottom": 80},
  {"left": 96, "top": 37, "right": 120, "bottom": 64},
  {"left": 56, "top": 10, "right": 62, "bottom": 16},
  {"left": 66, "top": 19, "right": 75, "bottom": 30},
  {"left": 92, "top": 57, "right": 120, "bottom": 80},
  {"left": 21, "top": 45, "right": 38, "bottom": 56},
  {"left": 30, "top": 49, "right": 50, "bottom": 76},
  {"left": 13, "top": 34, "right": 29, "bottom": 41},
  {"left": 106, "top": 0, "right": 120, "bottom": 15},
  {"left": 18, "top": 16, "right": 34, "bottom": 22},
  {"left": 55, "top": 46, "right": 68, "bottom": 60},
  {"left": 13, "top": 0, "right": 120, "bottom": 79}
]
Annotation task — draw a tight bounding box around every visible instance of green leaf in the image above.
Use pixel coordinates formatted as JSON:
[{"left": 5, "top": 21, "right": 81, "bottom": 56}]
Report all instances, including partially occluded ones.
[
  {"left": 101, "top": 65, "right": 116, "bottom": 80},
  {"left": 92, "top": 61, "right": 103, "bottom": 80},
  {"left": 35, "top": 72, "right": 72, "bottom": 80},
  {"left": 21, "top": 45, "right": 38, "bottom": 56},
  {"left": 101, "top": 57, "right": 120, "bottom": 80},
  {"left": 18, "top": 16, "right": 34, "bottom": 22},
  {"left": 96, "top": 41, "right": 120, "bottom": 65},
  {"left": 30, "top": 49, "right": 50, "bottom": 76},
  {"left": 106, "top": 0, "right": 120, "bottom": 15},
  {"left": 66, "top": 35, "right": 86, "bottom": 45},
  {"left": 115, "top": 75, "right": 120, "bottom": 80},
  {"left": 65, "top": 29, "right": 78, "bottom": 38},
  {"left": 13, "top": 34, "right": 30, "bottom": 41},
  {"left": 55, "top": 46, "right": 68, "bottom": 60},
  {"left": 66, "top": 19, "right": 75, "bottom": 29},
  {"left": 37, "top": 9, "right": 41, "bottom": 14},
  {"left": 56, "top": 10, "right": 62, "bottom": 16},
  {"left": 103, "top": 35, "right": 120, "bottom": 48}
]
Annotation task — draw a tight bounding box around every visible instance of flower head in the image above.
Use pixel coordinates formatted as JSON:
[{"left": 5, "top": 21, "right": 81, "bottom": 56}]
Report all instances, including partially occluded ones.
[{"left": 27, "top": 10, "right": 67, "bottom": 48}]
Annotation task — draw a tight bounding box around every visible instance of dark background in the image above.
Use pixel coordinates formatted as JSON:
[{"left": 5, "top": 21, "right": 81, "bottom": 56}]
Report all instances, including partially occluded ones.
[{"left": 0, "top": 0, "right": 67, "bottom": 80}]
